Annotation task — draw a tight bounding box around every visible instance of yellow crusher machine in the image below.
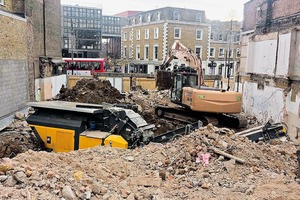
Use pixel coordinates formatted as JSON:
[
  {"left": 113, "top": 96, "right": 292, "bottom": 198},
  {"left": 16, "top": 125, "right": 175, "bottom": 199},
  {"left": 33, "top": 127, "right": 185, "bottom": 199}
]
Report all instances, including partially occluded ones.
[{"left": 26, "top": 101, "right": 156, "bottom": 152}]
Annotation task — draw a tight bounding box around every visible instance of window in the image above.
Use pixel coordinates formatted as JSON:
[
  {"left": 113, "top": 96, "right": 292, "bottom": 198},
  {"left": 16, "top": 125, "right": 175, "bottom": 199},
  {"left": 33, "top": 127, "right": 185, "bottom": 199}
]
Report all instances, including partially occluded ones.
[
  {"left": 123, "top": 46, "right": 127, "bottom": 58},
  {"left": 236, "top": 34, "right": 240, "bottom": 42},
  {"left": 218, "top": 34, "right": 223, "bottom": 41},
  {"left": 153, "top": 45, "right": 159, "bottom": 60},
  {"left": 154, "top": 28, "right": 159, "bottom": 39},
  {"left": 129, "top": 47, "right": 133, "bottom": 58},
  {"left": 196, "top": 29, "right": 203, "bottom": 40},
  {"left": 174, "top": 11, "right": 180, "bottom": 20},
  {"left": 236, "top": 48, "right": 240, "bottom": 57},
  {"left": 144, "top": 45, "right": 149, "bottom": 60},
  {"left": 174, "top": 28, "right": 181, "bottom": 39},
  {"left": 210, "top": 33, "right": 214, "bottom": 40},
  {"left": 136, "top": 46, "right": 140, "bottom": 60},
  {"left": 131, "top": 18, "right": 135, "bottom": 24},
  {"left": 123, "top": 32, "right": 127, "bottom": 41},
  {"left": 196, "top": 13, "right": 202, "bottom": 22},
  {"left": 157, "top": 12, "right": 161, "bottom": 21},
  {"left": 227, "top": 35, "right": 233, "bottom": 42},
  {"left": 209, "top": 48, "right": 215, "bottom": 57},
  {"left": 136, "top": 30, "right": 140, "bottom": 40},
  {"left": 145, "top": 29, "right": 149, "bottom": 39},
  {"left": 130, "top": 31, "right": 133, "bottom": 41},
  {"left": 139, "top": 16, "right": 142, "bottom": 23},
  {"left": 227, "top": 49, "right": 233, "bottom": 58},
  {"left": 219, "top": 48, "right": 224, "bottom": 57},
  {"left": 147, "top": 14, "right": 151, "bottom": 22},
  {"left": 195, "top": 46, "right": 202, "bottom": 59}
]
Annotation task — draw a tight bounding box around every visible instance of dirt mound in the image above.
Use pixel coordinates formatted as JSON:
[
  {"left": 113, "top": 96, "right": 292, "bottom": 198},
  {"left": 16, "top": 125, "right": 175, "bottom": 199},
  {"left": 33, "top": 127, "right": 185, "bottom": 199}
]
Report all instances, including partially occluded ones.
[
  {"left": 0, "top": 125, "right": 299, "bottom": 199},
  {"left": 0, "top": 114, "right": 41, "bottom": 159},
  {"left": 57, "top": 79, "right": 125, "bottom": 104},
  {"left": 124, "top": 89, "right": 185, "bottom": 135}
]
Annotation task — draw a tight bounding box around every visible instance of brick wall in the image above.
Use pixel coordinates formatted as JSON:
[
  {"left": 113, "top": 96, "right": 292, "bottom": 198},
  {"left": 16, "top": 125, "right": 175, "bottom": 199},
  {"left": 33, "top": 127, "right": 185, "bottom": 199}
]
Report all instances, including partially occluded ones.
[
  {"left": 0, "top": 60, "right": 28, "bottom": 117},
  {"left": 45, "top": 0, "right": 61, "bottom": 58},
  {"left": 25, "top": 0, "right": 62, "bottom": 77},
  {"left": 0, "top": 0, "right": 61, "bottom": 118},
  {"left": 0, "top": 14, "right": 29, "bottom": 117},
  {"left": 242, "top": 0, "right": 267, "bottom": 31},
  {"left": 272, "top": 0, "right": 300, "bottom": 19}
]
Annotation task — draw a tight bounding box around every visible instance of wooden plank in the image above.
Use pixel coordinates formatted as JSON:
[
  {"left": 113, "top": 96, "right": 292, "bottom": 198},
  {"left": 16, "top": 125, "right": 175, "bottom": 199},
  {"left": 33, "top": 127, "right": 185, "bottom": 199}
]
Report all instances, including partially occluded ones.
[
  {"left": 127, "top": 177, "right": 162, "bottom": 187},
  {"left": 210, "top": 147, "right": 245, "bottom": 164}
]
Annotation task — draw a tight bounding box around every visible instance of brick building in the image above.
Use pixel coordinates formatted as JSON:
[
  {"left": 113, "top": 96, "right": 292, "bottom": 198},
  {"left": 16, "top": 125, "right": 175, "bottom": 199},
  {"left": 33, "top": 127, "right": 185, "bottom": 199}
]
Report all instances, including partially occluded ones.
[
  {"left": 208, "top": 20, "right": 241, "bottom": 79},
  {"left": 121, "top": 7, "right": 210, "bottom": 74},
  {"left": 240, "top": 0, "right": 300, "bottom": 143},
  {"left": 0, "top": 0, "right": 62, "bottom": 119}
]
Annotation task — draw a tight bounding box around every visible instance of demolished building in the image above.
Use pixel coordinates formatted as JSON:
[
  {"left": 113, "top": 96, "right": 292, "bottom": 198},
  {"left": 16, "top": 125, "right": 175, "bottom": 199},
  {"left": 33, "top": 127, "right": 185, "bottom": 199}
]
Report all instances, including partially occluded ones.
[{"left": 240, "top": 0, "right": 300, "bottom": 144}]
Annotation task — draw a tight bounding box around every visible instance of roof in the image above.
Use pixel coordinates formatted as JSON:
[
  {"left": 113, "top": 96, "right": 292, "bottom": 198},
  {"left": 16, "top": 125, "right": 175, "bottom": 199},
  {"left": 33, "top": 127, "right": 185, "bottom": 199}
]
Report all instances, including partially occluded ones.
[{"left": 28, "top": 101, "right": 105, "bottom": 114}]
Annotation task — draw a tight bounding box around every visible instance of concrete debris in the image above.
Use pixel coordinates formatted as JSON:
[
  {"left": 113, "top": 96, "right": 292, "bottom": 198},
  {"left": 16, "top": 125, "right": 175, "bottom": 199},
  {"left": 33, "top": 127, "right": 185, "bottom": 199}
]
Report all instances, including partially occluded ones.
[{"left": 0, "top": 124, "right": 298, "bottom": 199}]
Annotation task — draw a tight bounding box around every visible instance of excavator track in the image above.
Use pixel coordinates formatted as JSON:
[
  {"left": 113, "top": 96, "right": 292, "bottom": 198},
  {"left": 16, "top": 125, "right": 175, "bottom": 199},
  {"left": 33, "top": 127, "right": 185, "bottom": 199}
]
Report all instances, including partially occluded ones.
[{"left": 155, "top": 106, "right": 247, "bottom": 129}]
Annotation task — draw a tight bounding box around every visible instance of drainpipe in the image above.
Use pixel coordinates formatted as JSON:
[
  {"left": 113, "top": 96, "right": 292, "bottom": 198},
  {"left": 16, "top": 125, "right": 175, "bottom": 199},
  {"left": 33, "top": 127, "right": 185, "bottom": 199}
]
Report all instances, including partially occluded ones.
[{"left": 43, "top": 0, "right": 46, "bottom": 56}]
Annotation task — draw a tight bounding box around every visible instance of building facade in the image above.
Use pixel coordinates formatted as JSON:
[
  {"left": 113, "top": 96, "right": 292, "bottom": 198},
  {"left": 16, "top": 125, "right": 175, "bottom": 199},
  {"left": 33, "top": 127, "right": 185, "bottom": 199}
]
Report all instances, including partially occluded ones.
[
  {"left": 121, "top": 7, "right": 210, "bottom": 74},
  {"left": 208, "top": 20, "right": 241, "bottom": 79},
  {"left": 240, "top": 0, "right": 300, "bottom": 143},
  {"left": 0, "top": 0, "right": 62, "bottom": 120},
  {"left": 61, "top": 4, "right": 125, "bottom": 59}
]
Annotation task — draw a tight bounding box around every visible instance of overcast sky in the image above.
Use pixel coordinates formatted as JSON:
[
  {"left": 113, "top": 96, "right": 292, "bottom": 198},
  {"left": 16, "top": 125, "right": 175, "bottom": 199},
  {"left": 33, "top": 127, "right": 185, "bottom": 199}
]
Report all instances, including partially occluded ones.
[{"left": 61, "top": 0, "right": 250, "bottom": 21}]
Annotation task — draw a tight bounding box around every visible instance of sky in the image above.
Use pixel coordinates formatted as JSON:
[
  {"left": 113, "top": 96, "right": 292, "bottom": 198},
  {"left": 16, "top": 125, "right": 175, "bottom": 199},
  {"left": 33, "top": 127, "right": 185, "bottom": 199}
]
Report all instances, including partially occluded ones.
[{"left": 61, "top": 0, "right": 250, "bottom": 21}]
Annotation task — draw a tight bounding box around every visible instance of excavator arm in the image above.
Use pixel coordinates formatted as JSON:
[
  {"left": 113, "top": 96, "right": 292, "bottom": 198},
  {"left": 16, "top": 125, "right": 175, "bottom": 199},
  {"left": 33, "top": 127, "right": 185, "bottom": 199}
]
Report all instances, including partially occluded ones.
[{"left": 161, "top": 40, "right": 204, "bottom": 85}]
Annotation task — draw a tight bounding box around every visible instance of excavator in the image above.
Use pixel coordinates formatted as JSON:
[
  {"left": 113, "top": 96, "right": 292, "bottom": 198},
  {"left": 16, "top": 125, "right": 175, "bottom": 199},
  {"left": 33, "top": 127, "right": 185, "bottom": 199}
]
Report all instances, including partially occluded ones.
[{"left": 155, "top": 40, "right": 247, "bottom": 128}]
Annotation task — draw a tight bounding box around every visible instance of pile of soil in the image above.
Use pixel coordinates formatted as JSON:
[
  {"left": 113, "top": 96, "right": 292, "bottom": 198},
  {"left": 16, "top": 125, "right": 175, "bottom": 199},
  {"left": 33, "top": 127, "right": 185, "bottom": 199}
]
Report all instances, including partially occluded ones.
[
  {"left": 57, "top": 79, "right": 125, "bottom": 104},
  {"left": 0, "top": 113, "right": 41, "bottom": 159},
  {"left": 0, "top": 125, "right": 299, "bottom": 199}
]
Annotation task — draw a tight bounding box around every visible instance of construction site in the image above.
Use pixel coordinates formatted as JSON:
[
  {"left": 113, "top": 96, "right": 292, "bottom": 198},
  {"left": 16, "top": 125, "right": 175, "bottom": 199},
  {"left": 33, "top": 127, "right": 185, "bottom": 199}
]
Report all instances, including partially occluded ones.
[
  {"left": 1, "top": 0, "right": 300, "bottom": 199},
  {"left": 0, "top": 77, "right": 299, "bottom": 199}
]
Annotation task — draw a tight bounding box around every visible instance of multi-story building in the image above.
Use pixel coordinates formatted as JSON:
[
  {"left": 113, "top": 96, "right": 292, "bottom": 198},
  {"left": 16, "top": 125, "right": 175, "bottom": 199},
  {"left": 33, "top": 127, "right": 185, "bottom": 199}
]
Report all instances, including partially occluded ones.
[
  {"left": 0, "top": 0, "right": 62, "bottom": 120},
  {"left": 240, "top": 0, "right": 300, "bottom": 143},
  {"left": 121, "top": 7, "right": 210, "bottom": 74},
  {"left": 208, "top": 20, "right": 241, "bottom": 78},
  {"left": 61, "top": 4, "right": 125, "bottom": 58}
]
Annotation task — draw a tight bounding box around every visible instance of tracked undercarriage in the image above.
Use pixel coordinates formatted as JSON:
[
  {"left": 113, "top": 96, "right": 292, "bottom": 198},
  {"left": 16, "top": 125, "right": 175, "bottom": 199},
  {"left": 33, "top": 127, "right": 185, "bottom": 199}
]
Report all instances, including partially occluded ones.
[{"left": 155, "top": 105, "right": 248, "bottom": 129}]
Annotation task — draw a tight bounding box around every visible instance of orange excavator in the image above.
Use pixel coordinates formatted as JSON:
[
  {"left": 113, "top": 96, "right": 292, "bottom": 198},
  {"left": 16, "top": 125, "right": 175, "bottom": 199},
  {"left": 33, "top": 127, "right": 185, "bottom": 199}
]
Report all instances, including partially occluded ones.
[{"left": 156, "top": 40, "right": 247, "bottom": 128}]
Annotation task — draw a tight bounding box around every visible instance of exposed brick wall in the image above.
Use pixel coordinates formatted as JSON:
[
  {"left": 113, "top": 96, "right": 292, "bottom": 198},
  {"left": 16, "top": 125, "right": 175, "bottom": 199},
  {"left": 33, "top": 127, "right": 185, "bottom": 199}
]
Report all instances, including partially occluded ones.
[
  {"left": 45, "top": 0, "right": 61, "bottom": 58},
  {"left": 272, "top": 0, "right": 300, "bottom": 19},
  {"left": 242, "top": 0, "right": 267, "bottom": 31},
  {"left": 25, "top": 0, "right": 62, "bottom": 77},
  {"left": 0, "top": 14, "right": 30, "bottom": 117},
  {"left": 0, "top": 15, "right": 28, "bottom": 60},
  {"left": 243, "top": 0, "right": 300, "bottom": 32},
  {"left": 0, "top": 0, "right": 61, "bottom": 118}
]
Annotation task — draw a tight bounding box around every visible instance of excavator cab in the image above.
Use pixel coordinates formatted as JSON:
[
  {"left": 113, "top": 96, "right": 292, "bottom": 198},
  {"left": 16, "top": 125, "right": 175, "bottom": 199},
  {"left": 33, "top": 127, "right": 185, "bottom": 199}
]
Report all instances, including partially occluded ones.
[{"left": 171, "top": 67, "right": 198, "bottom": 104}]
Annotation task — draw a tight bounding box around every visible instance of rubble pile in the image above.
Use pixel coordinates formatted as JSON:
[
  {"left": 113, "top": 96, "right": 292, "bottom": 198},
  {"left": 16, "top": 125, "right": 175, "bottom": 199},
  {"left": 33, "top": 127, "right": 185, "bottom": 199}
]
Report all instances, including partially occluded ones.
[
  {"left": 123, "top": 89, "right": 184, "bottom": 134},
  {"left": 57, "top": 79, "right": 125, "bottom": 104},
  {"left": 57, "top": 78, "right": 183, "bottom": 135},
  {"left": 0, "top": 112, "right": 40, "bottom": 159},
  {"left": 0, "top": 124, "right": 299, "bottom": 199}
]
